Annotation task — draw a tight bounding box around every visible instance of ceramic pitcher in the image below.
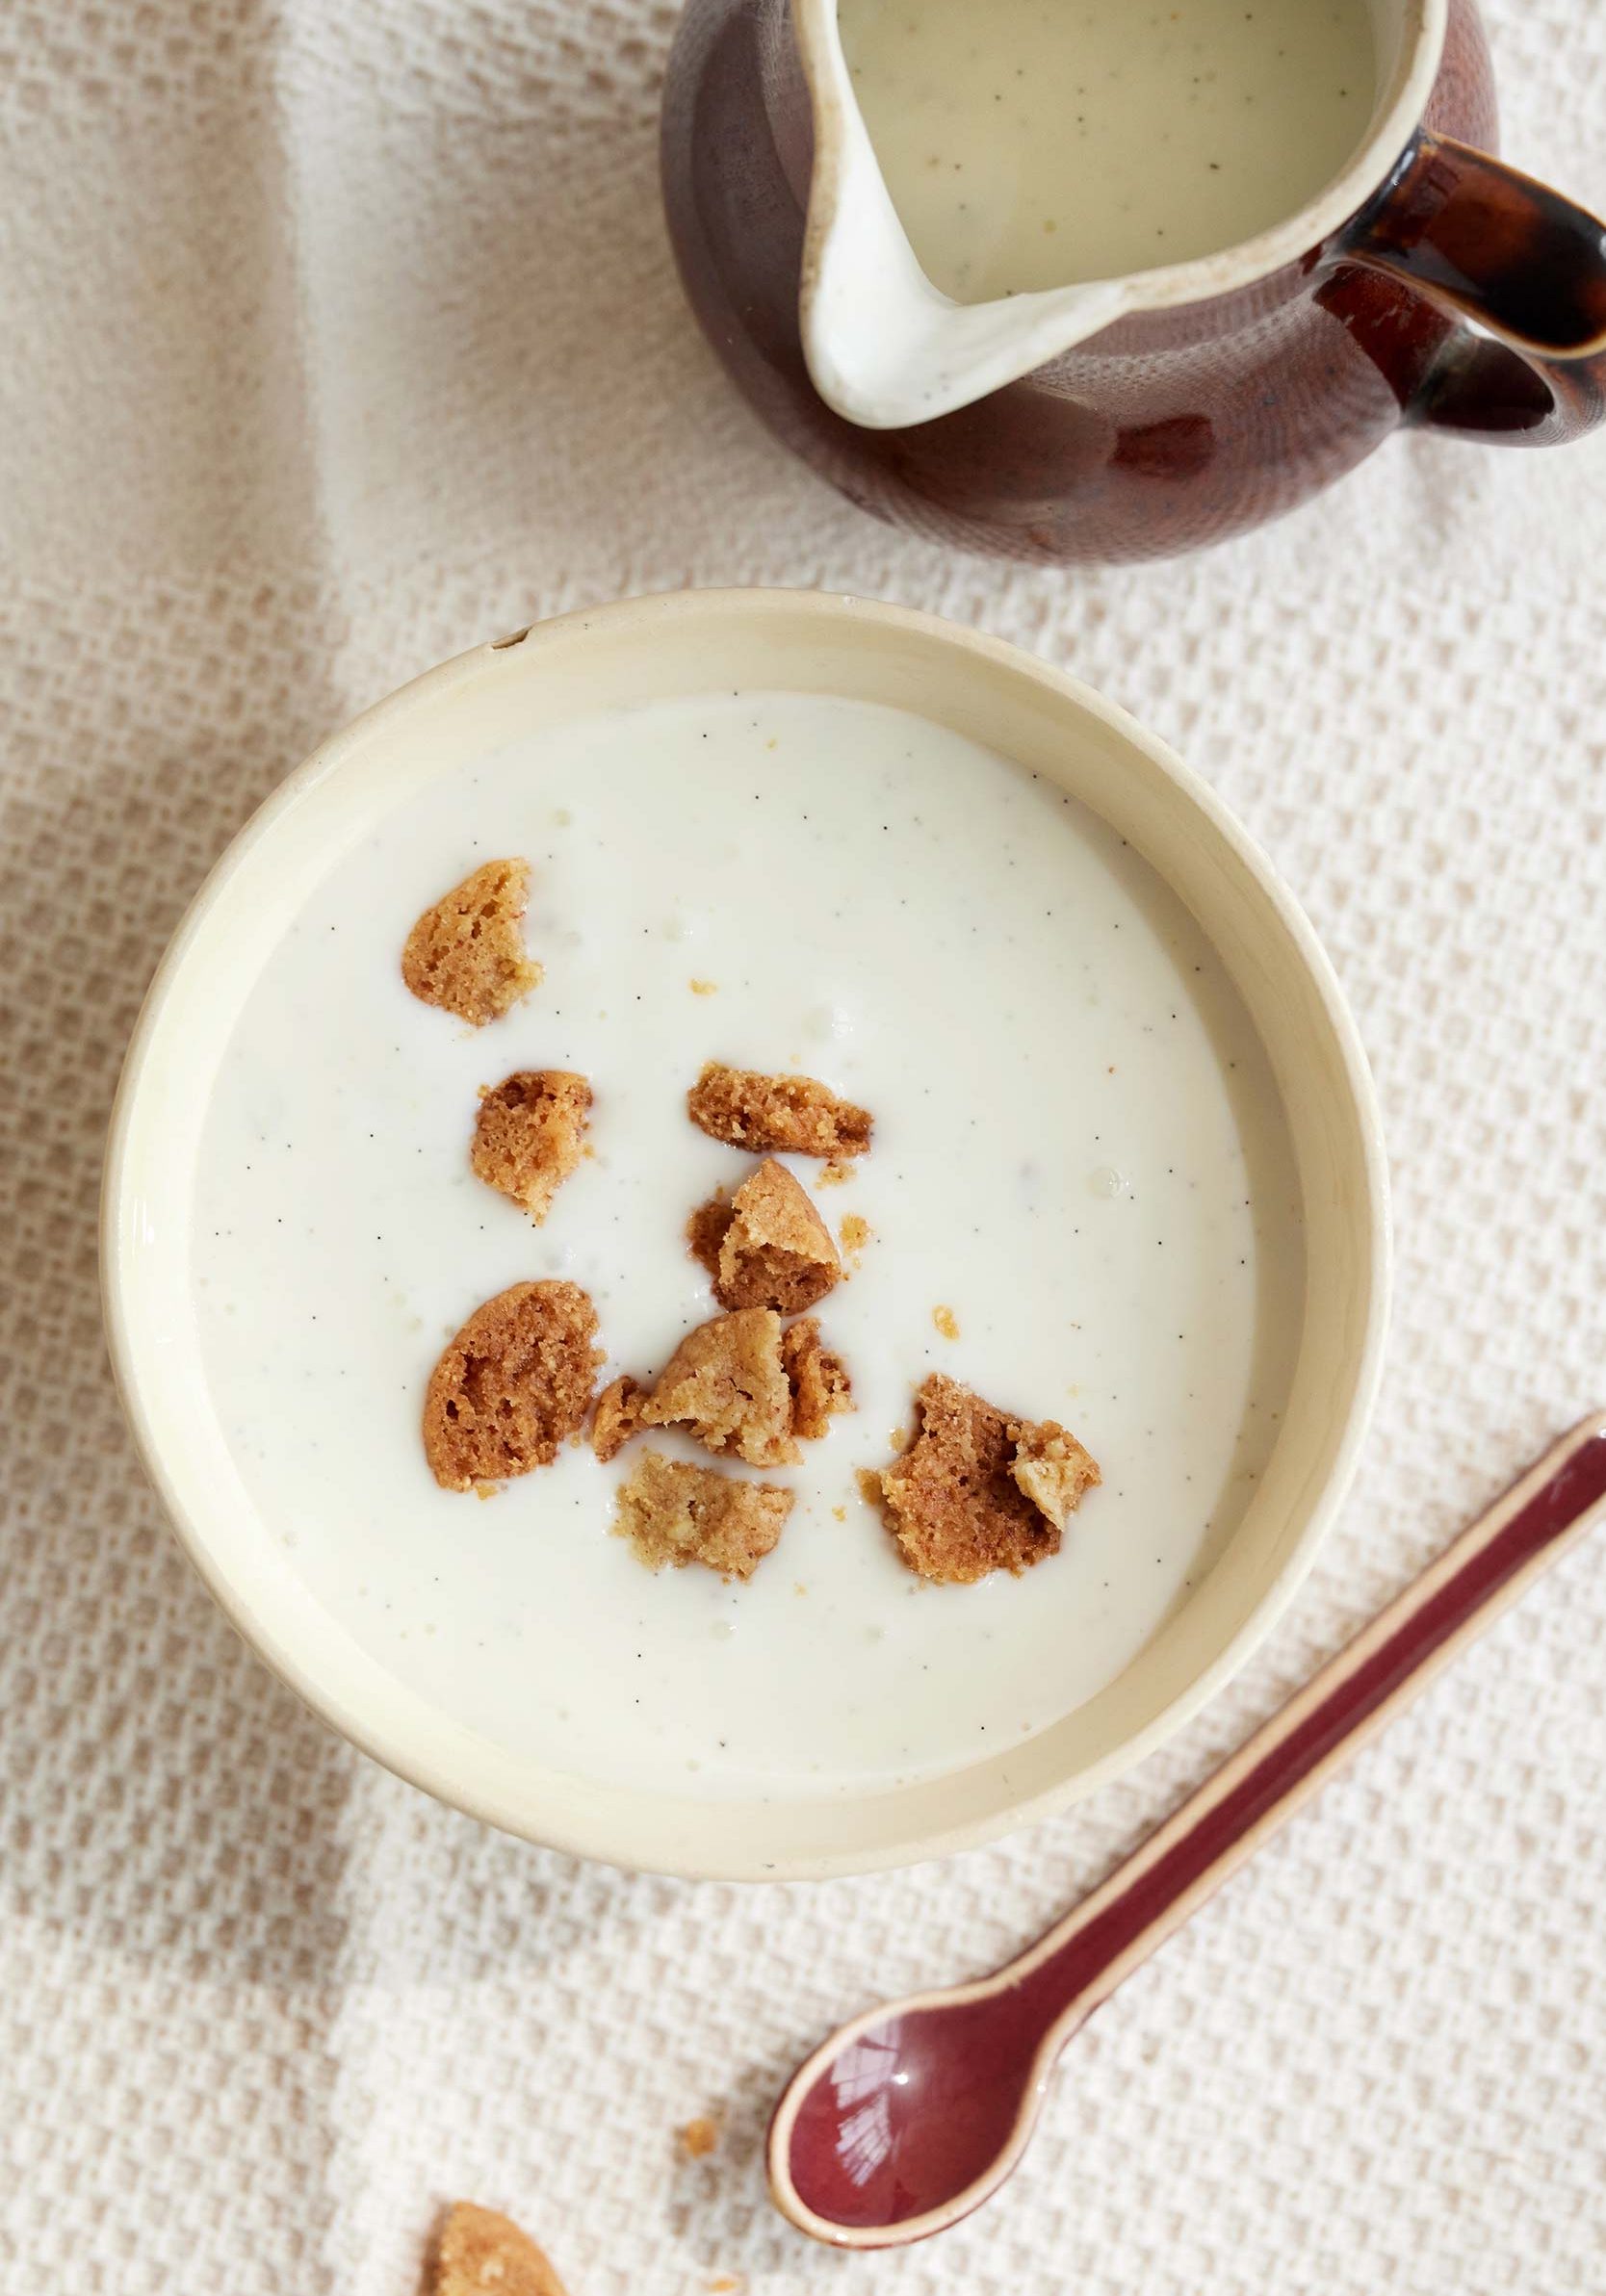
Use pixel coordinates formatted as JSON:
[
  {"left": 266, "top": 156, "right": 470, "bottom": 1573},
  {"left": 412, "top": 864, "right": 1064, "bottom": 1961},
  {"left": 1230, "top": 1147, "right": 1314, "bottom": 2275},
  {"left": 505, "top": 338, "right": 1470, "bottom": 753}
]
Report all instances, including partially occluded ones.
[{"left": 661, "top": 0, "right": 1606, "bottom": 562}]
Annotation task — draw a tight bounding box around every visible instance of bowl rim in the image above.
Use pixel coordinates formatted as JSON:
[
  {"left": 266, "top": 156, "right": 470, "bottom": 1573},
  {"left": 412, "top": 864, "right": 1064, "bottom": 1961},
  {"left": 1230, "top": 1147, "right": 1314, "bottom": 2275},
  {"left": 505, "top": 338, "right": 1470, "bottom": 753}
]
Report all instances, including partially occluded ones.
[{"left": 102, "top": 585, "right": 1391, "bottom": 1881}]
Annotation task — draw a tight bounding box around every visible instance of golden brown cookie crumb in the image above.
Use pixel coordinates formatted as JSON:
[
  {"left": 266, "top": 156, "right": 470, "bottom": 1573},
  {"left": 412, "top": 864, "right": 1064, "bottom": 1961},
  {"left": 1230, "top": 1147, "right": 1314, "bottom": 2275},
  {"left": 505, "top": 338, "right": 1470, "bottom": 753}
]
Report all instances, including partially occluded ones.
[
  {"left": 680, "top": 2115, "right": 721, "bottom": 2159},
  {"left": 402, "top": 859, "right": 541, "bottom": 1026},
  {"left": 471, "top": 1071, "right": 591, "bottom": 1222},
  {"left": 686, "top": 1062, "right": 872, "bottom": 1157},
  {"left": 1010, "top": 1418, "right": 1101, "bottom": 1530},
  {"left": 591, "top": 1373, "right": 647, "bottom": 1463},
  {"left": 932, "top": 1303, "right": 960, "bottom": 1339},
  {"left": 430, "top": 2202, "right": 568, "bottom": 2296},
  {"left": 685, "top": 1190, "right": 735, "bottom": 1277},
  {"left": 689, "top": 978, "right": 718, "bottom": 996},
  {"left": 839, "top": 1213, "right": 870, "bottom": 1263},
  {"left": 613, "top": 1452, "right": 791, "bottom": 1580},
  {"left": 692, "top": 1159, "right": 840, "bottom": 1313},
  {"left": 880, "top": 1373, "right": 1092, "bottom": 1584},
  {"left": 641, "top": 1308, "right": 799, "bottom": 1467},
  {"left": 816, "top": 1159, "right": 852, "bottom": 1187},
  {"left": 781, "top": 1316, "right": 854, "bottom": 1441},
  {"left": 423, "top": 1280, "right": 601, "bottom": 1492}
]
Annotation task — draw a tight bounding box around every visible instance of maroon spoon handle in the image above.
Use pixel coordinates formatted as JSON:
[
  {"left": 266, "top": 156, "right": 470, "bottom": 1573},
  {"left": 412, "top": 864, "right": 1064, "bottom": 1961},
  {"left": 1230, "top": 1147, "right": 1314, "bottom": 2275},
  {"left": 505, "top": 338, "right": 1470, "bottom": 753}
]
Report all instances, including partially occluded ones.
[{"left": 991, "top": 1416, "right": 1606, "bottom": 2041}]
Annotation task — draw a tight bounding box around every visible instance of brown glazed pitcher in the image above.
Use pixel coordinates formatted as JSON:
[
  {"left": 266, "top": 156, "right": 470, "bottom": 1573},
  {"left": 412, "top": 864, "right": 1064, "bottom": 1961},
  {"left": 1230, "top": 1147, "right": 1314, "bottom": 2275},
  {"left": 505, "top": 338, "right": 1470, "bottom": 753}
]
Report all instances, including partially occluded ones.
[{"left": 661, "top": 0, "right": 1606, "bottom": 562}]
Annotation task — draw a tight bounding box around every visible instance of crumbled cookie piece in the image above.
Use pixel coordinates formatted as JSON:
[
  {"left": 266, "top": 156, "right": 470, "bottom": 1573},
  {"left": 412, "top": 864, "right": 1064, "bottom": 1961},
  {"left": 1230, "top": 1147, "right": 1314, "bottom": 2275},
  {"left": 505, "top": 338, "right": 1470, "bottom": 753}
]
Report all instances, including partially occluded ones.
[
  {"left": 680, "top": 2116, "right": 722, "bottom": 2159},
  {"left": 431, "top": 2203, "right": 568, "bottom": 2296},
  {"left": 402, "top": 859, "right": 541, "bottom": 1025},
  {"left": 685, "top": 1190, "right": 735, "bottom": 1275},
  {"left": 423, "top": 1280, "right": 601, "bottom": 1491},
  {"left": 1010, "top": 1418, "right": 1102, "bottom": 1531},
  {"left": 691, "top": 1158, "right": 841, "bottom": 1313},
  {"left": 471, "top": 1071, "right": 591, "bottom": 1222},
  {"left": 686, "top": 1062, "right": 872, "bottom": 1157},
  {"left": 880, "top": 1373, "right": 1090, "bottom": 1583},
  {"left": 932, "top": 1304, "right": 960, "bottom": 1339},
  {"left": 591, "top": 1373, "right": 647, "bottom": 1463},
  {"left": 641, "top": 1308, "right": 799, "bottom": 1467},
  {"left": 613, "top": 1452, "right": 792, "bottom": 1581},
  {"left": 839, "top": 1213, "right": 870, "bottom": 1263},
  {"left": 781, "top": 1316, "right": 854, "bottom": 1441}
]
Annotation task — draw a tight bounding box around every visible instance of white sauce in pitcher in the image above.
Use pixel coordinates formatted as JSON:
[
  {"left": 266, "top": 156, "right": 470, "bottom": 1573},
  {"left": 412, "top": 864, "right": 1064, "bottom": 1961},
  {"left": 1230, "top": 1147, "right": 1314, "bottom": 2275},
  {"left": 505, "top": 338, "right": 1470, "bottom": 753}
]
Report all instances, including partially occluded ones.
[
  {"left": 190, "top": 693, "right": 1304, "bottom": 1800},
  {"left": 838, "top": 0, "right": 1378, "bottom": 300}
]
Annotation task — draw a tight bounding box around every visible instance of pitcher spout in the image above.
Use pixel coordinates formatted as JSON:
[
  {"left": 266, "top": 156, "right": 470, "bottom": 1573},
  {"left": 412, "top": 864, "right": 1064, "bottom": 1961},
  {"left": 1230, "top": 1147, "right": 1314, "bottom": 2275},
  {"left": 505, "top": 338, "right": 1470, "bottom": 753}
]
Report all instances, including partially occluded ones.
[{"left": 796, "top": 0, "right": 1128, "bottom": 430}]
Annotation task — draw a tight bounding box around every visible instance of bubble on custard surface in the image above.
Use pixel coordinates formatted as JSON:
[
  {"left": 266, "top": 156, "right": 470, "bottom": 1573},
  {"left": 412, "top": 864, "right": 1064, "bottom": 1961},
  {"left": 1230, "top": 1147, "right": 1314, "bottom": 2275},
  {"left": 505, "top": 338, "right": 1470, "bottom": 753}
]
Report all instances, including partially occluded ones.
[
  {"left": 1089, "top": 1166, "right": 1128, "bottom": 1199},
  {"left": 804, "top": 1004, "right": 854, "bottom": 1044}
]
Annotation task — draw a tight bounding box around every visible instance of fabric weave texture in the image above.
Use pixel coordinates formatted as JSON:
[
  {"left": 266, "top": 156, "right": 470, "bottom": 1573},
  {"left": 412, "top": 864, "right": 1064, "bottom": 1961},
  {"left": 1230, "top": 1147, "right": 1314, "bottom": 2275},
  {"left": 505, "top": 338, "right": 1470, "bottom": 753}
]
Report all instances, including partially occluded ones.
[{"left": 2, "top": 2, "right": 1603, "bottom": 2289}]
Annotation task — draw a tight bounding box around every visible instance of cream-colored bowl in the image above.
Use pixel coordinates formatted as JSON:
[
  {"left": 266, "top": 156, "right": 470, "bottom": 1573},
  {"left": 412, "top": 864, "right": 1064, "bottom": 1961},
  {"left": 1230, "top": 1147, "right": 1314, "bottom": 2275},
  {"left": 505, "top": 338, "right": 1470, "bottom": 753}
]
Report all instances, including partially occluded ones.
[{"left": 103, "top": 589, "right": 1388, "bottom": 1879}]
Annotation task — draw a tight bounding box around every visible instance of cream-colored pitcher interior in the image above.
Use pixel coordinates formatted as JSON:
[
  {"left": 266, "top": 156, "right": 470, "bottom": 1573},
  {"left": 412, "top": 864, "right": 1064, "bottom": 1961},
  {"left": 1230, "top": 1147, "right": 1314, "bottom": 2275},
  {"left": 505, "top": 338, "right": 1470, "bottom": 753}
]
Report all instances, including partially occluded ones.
[
  {"left": 799, "top": 0, "right": 1438, "bottom": 426},
  {"left": 838, "top": 0, "right": 1380, "bottom": 301}
]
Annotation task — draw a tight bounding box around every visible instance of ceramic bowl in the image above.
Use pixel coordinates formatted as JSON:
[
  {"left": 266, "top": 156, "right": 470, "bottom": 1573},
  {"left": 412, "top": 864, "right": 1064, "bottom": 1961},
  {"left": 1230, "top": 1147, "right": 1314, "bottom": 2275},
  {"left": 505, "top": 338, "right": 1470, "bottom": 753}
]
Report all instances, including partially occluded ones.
[{"left": 103, "top": 589, "right": 1388, "bottom": 1879}]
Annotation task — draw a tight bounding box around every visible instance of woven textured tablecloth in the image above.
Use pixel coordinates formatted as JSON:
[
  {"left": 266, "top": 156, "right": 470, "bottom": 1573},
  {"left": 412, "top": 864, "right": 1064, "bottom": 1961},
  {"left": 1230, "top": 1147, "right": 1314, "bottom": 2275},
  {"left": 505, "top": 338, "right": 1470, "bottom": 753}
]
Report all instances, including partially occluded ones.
[{"left": 4, "top": 2, "right": 1604, "bottom": 2289}]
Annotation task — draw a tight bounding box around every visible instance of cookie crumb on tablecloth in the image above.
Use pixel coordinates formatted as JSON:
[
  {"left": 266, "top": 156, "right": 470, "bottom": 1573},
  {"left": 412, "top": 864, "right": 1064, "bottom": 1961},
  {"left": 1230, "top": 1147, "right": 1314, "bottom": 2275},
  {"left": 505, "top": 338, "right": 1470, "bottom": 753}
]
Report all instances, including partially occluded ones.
[{"left": 429, "top": 2202, "right": 568, "bottom": 2296}]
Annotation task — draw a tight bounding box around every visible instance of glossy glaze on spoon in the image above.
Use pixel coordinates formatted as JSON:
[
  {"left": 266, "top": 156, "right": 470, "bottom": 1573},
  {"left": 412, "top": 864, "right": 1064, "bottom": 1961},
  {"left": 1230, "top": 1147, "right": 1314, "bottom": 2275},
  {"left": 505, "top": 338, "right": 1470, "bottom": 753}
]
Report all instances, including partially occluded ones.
[{"left": 770, "top": 1415, "right": 1606, "bottom": 2245}]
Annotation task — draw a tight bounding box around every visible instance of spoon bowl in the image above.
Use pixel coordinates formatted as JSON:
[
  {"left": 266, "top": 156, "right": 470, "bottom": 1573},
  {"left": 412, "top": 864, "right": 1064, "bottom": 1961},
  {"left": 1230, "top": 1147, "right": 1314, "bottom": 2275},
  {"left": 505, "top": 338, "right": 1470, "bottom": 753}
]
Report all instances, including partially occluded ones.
[{"left": 781, "top": 1987, "right": 1055, "bottom": 2235}]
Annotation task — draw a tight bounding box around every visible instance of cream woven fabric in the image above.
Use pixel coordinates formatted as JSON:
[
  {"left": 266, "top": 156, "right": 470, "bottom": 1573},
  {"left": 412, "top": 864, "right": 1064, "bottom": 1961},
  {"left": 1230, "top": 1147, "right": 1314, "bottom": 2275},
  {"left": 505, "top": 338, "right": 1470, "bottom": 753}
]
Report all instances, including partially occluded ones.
[{"left": 2, "top": 2, "right": 1603, "bottom": 2289}]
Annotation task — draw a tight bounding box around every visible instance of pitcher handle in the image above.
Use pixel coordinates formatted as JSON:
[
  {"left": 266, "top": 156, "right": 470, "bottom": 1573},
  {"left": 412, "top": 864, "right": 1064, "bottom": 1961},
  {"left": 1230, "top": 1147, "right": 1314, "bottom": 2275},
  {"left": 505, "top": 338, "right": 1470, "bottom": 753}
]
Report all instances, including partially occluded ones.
[{"left": 1339, "top": 129, "right": 1606, "bottom": 446}]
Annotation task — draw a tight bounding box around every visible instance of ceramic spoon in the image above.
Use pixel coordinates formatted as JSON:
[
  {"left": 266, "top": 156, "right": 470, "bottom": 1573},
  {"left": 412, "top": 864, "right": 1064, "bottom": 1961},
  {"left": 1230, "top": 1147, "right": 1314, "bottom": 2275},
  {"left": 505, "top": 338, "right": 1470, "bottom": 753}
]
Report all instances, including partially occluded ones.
[{"left": 769, "top": 1414, "right": 1606, "bottom": 2250}]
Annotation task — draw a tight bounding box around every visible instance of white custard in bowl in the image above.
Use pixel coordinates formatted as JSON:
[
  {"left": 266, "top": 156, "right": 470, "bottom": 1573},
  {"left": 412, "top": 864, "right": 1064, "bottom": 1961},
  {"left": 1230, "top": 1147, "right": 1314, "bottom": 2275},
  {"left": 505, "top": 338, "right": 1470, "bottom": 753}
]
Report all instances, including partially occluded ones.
[
  {"left": 107, "top": 592, "right": 1386, "bottom": 1877},
  {"left": 188, "top": 687, "right": 1304, "bottom": 1801}
]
